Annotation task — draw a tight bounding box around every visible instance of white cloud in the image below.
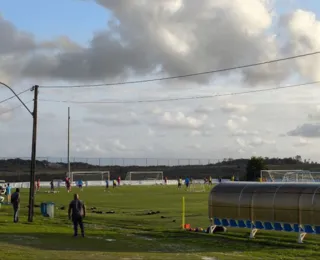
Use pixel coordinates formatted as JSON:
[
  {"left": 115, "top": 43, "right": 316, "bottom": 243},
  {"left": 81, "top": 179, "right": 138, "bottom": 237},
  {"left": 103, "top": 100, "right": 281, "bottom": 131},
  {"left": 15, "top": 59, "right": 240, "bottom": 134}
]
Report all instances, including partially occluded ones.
[
  {"left": 186, "top": 143, "right": 201, "bottom": 150},
  {"left": 0, "top": 104, "right": 13, "bottom": 121},
  {"left": 249, "top": 137, "right": 276, "bottom": 146},
  {"left": 232, "top": 129, "right": 259, "bottom": 137},
  {"left": 2, "top": 1, "right": 320, "bottom": 161},
  {"left": 158, "top": 111, "right": 205, "bottom": 129},
  {"left": 231, "top": 115, "right": 248, "bottom": 123},
  {"left": 294, "top": 137, "right": 311, "bottom": 147},
  {"left": 226, "top": 115, "right": 250, "bottom": 135},
  {"left": 72, "top": 138, "right": 107, "bottom": 156},
  {"left": 308, "top": 105, "right": 320, "bottom": 121},
  {"left": 280, "top": 10, "right": 320, "bottom": 82},
  {"left": 194, "top": 106, "right": 215, "bottom": 114},
  {"left": 147, "top": 128, "right": 166, "bottom": 137},
  {"left": 236, "top": 137, "right": 247, "bottom": 148},
  {"left": 221, "top": 103, "right": 248, "bottom": 114},
  {"left": 112, "top": 139, "right": 127, "bottom": 151},
  {"left": 226, "top": 119, "right": 239, "bottom": 131},
  {"left": 84, "top": 112, "right": 140, "bottom": 126},
  {"left": 151, "top": 107, "right": 162, "bottom": 115}
]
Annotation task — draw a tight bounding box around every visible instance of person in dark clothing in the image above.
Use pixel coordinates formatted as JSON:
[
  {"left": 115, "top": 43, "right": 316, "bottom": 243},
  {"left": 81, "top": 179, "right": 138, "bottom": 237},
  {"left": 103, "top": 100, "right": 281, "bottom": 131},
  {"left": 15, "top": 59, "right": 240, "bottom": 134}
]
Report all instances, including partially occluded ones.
[
  {"left": 68, "top": 193, "right": 86, "bottom": 237},
  {"left": 50, "top": 180, "right": 54, "bottom": 192},
  {"left": 11, "top": 188, "right": 20, "bottom": 223}
]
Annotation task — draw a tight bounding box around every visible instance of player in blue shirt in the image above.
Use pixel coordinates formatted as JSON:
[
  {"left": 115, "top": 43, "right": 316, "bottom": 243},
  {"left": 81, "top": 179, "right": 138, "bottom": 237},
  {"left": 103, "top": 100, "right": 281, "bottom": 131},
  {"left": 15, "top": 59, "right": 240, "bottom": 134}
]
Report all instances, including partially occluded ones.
[
  {"left": 5, "top": 184, "right": 12, "bottom": 203},
  {"left": 77, "top": 180, "right": 83, "bottom": 191},
  {"left": 185, "top": 177, "right": 190, "bottom": 189}
]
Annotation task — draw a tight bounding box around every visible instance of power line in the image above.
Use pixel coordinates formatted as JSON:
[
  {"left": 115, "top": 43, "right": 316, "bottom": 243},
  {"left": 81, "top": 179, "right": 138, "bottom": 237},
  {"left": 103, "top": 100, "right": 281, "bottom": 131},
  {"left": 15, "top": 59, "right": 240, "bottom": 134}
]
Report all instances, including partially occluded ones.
[
  {"left": 40, "top": 51, "right": 320, "bottom": 89},
  {"left": 0, "top": 100, "right": 33, "bottom": 116},
  {"left": 0, "top": 88, "right": 32, "bottom": 105},
  {"left": 39, "top": 80, "right": 320, "bottom": 105}
]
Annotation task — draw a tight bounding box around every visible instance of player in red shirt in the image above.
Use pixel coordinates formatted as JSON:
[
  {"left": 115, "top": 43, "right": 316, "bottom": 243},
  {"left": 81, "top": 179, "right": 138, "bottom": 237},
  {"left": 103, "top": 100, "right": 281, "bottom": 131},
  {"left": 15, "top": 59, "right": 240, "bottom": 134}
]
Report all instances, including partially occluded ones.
[
  {"left": 117, "top": 176, "right": 121, "bottom": 186},
  {"left": 65, "top": 177, "right": 71, "bottom": 193}
]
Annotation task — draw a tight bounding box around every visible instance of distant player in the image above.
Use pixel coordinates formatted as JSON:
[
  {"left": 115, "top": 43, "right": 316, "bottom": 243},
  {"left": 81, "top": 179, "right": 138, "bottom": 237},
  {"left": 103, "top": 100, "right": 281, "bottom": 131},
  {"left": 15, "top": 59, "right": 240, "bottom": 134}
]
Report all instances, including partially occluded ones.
[
  {"left": 5, "top": 183, "right": 11, "bottom": 203},
  {"left": 178, "top": 177, "right": 182, "bottom": 189},
  {"left": 231, "top": 175, "right": 235, "bottom": 182},
  {"left": 164, "top": 176, "right": 168, "bottom": 185},
  {"left": 105, "top": 179, "right": 109, "bottom": 191},
  {"left": 36, "top": 179, "right": 40, "bottom": 192},
  {"left": 209, "top": 176, "right": 212, "bottom": 185},
  {"left": 78, "top": 180, "right": 83, "bottom": 191},
  {"left": 113, "top": 180, "right": 117, "bottom": 188},
  {"left": 117, "top": 176, "right": 121, "bottom": 186},
  {"left": 65, "top": 177, "right": 71, "bottom": 193},
  {"left": 11, "top": 188, "right": 20, "bottom": 223},
  {"left": 185, "top": 177, "right": 190, "bottom": 190},
  {"left": 50, "top": 180, "right": 54, "bottom": 192}
]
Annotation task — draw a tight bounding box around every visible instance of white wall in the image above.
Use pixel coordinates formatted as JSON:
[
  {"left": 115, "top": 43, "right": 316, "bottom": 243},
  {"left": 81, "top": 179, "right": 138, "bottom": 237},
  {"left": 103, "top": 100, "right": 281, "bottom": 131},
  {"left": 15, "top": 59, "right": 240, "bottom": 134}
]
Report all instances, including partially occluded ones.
[{"left": 6, "top": 179, "right": 231, "bottom": 189}]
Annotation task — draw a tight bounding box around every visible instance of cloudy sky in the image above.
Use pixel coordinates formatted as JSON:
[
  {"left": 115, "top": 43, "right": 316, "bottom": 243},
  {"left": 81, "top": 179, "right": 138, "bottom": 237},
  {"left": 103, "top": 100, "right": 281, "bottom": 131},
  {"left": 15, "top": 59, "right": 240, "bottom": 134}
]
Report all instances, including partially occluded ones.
[{"left": 1, "top": 0, "right": 320, "bottom": 163}]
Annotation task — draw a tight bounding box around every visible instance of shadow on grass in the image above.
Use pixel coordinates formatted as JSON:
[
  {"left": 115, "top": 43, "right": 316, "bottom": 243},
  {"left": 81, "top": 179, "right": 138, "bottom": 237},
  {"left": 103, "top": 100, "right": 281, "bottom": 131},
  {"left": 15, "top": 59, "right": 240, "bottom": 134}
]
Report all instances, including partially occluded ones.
[
  {"left": 0, "top": 229, "right": 316, "bottom": 255},
  {"left": 160, "top": 230, "right": 312, "bottom": 250}
]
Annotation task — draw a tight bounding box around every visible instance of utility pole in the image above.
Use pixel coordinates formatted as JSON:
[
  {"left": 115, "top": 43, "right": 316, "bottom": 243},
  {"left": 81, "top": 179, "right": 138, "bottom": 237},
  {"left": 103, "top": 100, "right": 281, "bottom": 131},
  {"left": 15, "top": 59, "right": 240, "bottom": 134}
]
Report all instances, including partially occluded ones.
[
  {"left": 67, "top": 107, "right": 71, "bottom": 180},
  {"left": 0, "top": 82, "right": 37, "bottom": 222},
  {"left": 28, "top": 85, "right": 39, "bottom": 222}
]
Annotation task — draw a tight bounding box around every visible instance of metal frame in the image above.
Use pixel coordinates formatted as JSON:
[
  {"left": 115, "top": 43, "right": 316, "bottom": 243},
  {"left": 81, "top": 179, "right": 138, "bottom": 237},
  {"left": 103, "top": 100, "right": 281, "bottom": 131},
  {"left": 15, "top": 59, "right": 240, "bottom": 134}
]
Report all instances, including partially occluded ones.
[
  {"left": 208, "top": 182, "right": 320, "bottom": 243},
  {"left": 71, "top": 171, "right": 110, "bottom": 182},
  {"left": 125, "top": 171, "right": 164, "bottom": 183},
  {"left": 189, "top": 183, "right": 206, "bottom": 192},
  {"left": 260, "top": 170, "right": 305, "bottom": 182}
]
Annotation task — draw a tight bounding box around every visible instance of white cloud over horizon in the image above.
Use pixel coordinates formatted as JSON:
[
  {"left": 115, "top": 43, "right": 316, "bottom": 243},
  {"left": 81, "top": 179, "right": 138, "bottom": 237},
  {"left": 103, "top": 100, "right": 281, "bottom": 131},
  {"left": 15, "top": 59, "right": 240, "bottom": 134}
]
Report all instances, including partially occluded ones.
[{"left": 1, "top": 0, "right": 320, "bottom": 162}]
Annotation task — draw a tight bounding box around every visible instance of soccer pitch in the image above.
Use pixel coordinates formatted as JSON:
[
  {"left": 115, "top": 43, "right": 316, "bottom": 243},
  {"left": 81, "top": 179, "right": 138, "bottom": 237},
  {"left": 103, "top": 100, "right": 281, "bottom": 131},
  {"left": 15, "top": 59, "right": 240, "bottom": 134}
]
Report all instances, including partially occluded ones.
[{"left": 0, "top": 185, "right": 319, "bottom": 260}]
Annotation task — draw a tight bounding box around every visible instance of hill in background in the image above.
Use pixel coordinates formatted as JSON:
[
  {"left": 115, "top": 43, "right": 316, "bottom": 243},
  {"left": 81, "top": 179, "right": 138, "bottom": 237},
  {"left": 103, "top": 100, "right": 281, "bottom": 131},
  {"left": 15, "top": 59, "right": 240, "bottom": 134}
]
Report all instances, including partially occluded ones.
[{"left": 0, "top": 156, "right": 319, "bottom": 182}]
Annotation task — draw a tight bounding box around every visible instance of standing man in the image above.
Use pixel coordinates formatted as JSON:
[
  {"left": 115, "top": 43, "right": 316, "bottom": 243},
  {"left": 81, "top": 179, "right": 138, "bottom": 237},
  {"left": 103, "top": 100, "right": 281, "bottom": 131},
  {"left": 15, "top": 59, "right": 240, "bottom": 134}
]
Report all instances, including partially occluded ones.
[
  {"left": 50, "top": 180, "right": 54, "bottom": 192},
  {"left": 104, "top": 179, "right": 109, "bottom": 191},
  {"left": 11, "top": 188, "right": 20, "bottom": 223},
  {"left": 68, "top": 193, "right": 86, "bottom": 237},
  {"left": 178, "top": 177, "right": 182, "bottom": 189},
  {"left": 185, "top": 177, "right": 190, "bottom": 190},
  {"left": 5, "top": 183, "right": 11, "bottom": 203}
]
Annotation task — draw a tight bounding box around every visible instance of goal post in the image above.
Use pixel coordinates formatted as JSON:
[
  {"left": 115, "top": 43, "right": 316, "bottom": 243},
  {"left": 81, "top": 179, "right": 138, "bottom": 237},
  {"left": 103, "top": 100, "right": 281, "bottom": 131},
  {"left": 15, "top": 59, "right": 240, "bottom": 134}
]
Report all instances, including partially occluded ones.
[
  {"left": 71, "top": 171, "right": 110, "bottom": 184},
  {"left": 125, "top": 171, "right": 163, "bottom": 185},
  {"left": 260, "top": 170, "right": 315, "bottom": 183},
  {"left": 189, "top": 183, "right": 206, "bottom": 192}
]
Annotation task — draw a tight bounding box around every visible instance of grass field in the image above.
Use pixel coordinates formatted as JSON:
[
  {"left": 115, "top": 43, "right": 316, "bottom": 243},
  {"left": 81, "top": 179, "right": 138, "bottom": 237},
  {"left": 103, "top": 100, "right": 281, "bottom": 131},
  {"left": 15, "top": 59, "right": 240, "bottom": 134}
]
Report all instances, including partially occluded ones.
[{"left": 0, "top": 185, "right": 319, "bottom": 260}]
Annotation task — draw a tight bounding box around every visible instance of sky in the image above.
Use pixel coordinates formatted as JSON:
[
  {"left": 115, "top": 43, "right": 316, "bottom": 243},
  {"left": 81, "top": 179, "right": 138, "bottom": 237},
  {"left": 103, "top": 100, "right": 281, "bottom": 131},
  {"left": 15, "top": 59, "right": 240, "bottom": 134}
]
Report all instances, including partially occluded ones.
[{"left": 1, "top": 0, "right": 320, "bottom": 163}]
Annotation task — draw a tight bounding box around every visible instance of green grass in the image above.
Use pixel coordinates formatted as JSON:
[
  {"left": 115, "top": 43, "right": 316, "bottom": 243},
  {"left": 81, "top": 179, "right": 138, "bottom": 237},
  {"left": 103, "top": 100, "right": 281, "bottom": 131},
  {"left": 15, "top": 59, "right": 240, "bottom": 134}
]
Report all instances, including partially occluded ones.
[{"left": 0, "top": 185, "right": 319, "bottom": 260}]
